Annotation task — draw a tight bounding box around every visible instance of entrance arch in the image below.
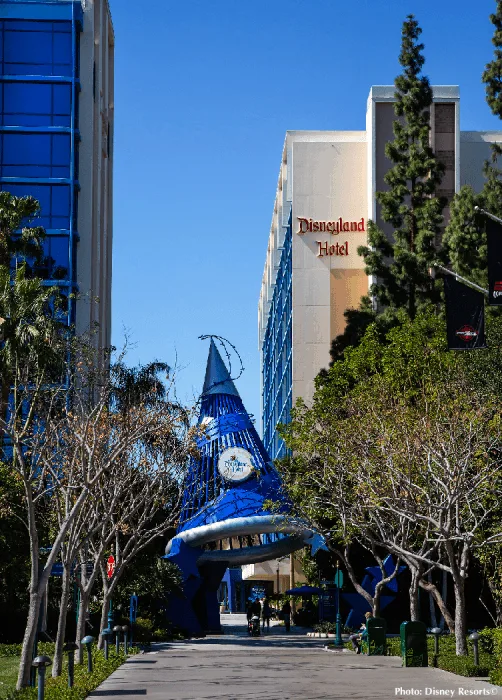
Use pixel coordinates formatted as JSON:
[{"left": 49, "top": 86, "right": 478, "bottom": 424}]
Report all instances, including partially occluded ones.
[{"left": 164, "top": 339, "right": 323, "bottom": 634}]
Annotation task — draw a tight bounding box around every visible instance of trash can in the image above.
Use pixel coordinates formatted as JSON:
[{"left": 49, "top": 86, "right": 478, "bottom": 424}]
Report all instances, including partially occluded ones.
[
  {"left": 400, "top": 621, "right": 428, "bottom": 667},
  {"left": 365, "top": 617, "right": 387, "bottom": 655}
]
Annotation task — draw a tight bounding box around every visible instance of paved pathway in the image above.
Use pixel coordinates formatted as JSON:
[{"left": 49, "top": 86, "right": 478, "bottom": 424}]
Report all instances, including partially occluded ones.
[{"left": 89, "top": 615, "right": 501, "bottom": 699}]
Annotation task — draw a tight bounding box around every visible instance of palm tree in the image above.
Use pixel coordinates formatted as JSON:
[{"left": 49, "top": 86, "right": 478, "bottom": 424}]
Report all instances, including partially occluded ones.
[{"left": 0, "top": 192, "right": 46, "bottom": 271}]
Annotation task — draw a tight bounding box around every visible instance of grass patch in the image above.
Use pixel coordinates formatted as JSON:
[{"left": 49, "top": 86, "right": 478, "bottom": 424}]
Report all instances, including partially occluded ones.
[
  {"left": 0, "top": 646, "right": 138, "bottom": 700},
  {"left": 0, "top": 657, "right": 20, "bottom": 699}
]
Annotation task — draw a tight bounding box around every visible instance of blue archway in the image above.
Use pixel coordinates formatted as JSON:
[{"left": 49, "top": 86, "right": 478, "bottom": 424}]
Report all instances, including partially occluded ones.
[{"left": 164, "top": 339, "right": 322, "bottom": 634}]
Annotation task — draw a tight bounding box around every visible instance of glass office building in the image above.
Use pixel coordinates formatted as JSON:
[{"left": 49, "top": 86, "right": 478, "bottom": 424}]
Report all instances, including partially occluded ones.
[
  {"left": 259, "top": 86, "right": 501, "bottom": 459},
  {"left": 0, "top": 0, "right": 114, "bottom": 347}
]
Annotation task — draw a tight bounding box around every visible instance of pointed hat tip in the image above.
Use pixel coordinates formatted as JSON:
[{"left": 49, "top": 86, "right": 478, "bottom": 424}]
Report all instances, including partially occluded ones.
[{"left": 202, "top": 338, "right": 240, "bottom": 397}]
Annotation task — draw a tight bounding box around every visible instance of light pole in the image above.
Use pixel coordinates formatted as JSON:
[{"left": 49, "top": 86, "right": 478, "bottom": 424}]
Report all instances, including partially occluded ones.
[{"left": 335, "top": 560, "right": 343, "bottom": 647}]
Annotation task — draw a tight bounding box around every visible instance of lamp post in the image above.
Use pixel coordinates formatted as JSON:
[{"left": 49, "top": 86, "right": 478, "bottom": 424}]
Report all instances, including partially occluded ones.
[
  {"left": 63, "top": 642, "right": 78, "bottom": 688},
  {"left": 81, "top": 635, "right": 94, "bottom": 673},
  {"left": 335, "top": 561, "right": 343, "bottom": 647},
  {"left": 107, "top": 599, "right": 113, "bottom": 630},
  {"left": 430, "top": 627, "right": 441, "bottom": 666},
  {"left": 32, "top": 656, "right": 51, "bottom": 700},
  {"left": 101, "top": 628, "right": 112, "bottom": 660},
  {"left": 122, "top": 625, "right": 129, "bottom": 655},
  {"left": 469, "top": 631, "right": 480, "bottom": 666},
  {"left": 113, "top": 625, "right": 122, "bottom": 654}
]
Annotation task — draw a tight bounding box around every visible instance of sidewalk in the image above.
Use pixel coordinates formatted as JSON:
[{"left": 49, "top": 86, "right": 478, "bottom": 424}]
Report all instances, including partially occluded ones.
[{"left": 88, "top": 617, "right": 501, "bottom": 699}]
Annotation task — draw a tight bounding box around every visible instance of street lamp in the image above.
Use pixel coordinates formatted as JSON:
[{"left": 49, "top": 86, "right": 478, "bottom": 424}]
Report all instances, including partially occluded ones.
[
  {"left": 101, "top": 628, "right": 112, "bottom": 660},
  {"left": 113, "top": 625, "right": 122, "bottom": 654},
  {"left": 122, "top": 625, "right": 129, "bottom": 655},
  {"left": 32, "top": 655, "right": 51, "bottom": 700},
  {"left": 335, "top": 560, "right": 343, "bottom": 647},
  {"left": 469, "top": 631, "right": 480, "bottom": 666},
  {"left": 63, "top": 642, "right": 78, "bottom": 687},
  {"left": 81, "top": 635, "right": 94, "bottom": 673},
  {"left": 430, "top": 628, "right": 441, "bottom": 655}
]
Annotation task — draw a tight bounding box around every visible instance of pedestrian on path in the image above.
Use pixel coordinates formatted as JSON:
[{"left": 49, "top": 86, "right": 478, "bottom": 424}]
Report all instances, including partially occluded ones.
[
  {"left": 262, "top": 597, "right": 272, "bottom": 631},
  {"left": 246, "top": 601, "right": 253, "bottom": 623},
  {"left": 251, "top": 598, "right": 262, "bottom": 618},
  {"left": 281, "top": 600, "right": 291, "bottom": 632}
]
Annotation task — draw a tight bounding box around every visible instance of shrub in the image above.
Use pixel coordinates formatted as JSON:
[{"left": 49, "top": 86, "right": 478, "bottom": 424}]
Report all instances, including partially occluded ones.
[
  {"left": 3, "top": 646, "right": 137, "bottom": 699},
  {"left": 490, "top": 665, "right": 502, "bottom": 686},
  {"left": 313, "top": 622, "right": 337, "bottom": 634},
  {"left": 435, "top": 654, "right": 491, "bottom": 678},
  {"left": 0, "top": 644, "right": 54, "bottom": 659},
  {"left": 345, "top": 629, "right": 495, "bottom": 679},
  {"left": 133, "top": 618, "right": 153, "bottom": 644}
]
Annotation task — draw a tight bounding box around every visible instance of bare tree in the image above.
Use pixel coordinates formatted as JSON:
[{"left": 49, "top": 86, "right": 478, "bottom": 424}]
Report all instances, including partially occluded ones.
[
  {"left": 349, "top": 382, "right": 502, "bottom": 655},
  {"left": 71, "top": 388, "right": 196, "bottom": 656}
]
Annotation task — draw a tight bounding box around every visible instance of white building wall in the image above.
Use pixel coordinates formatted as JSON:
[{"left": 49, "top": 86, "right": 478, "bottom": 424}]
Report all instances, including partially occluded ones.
[
  {"left": 290, "top": 132, "right": 368, "bottom": 406},
  {"left": 76, "top": 0, "right": 114, "bottom": 350}
]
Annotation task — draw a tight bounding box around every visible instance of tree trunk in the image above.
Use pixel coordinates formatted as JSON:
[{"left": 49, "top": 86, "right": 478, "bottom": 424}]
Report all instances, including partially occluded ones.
[
  {"left": 409, "top": 568, "right": 420, "bottom": 621},
  {"left": 452, "top": 575, "right": 468, "bottom": 656},
  {"left": 52, "top": 565, "right": 71, "bottom": 677},
  {"left": 418, "top": 577, "right": 455, "bottom": 633},
  {"left": 98, "top": 591, "right": 111, "bottom": 649},
  {"left": 17, "top": 588, "right": 41, "bottom": 689},
  {"left": 17, "top": 488, "right": 40, "bottom": 690},
  {"left": 334, "top": 546, "right": 374, "bottom": 610},
  {"left": 428, "top": 572, "right": 438, "bottom": 629},
  {"left": 75, "top": 589, "right": 89, "bottom": 664}
]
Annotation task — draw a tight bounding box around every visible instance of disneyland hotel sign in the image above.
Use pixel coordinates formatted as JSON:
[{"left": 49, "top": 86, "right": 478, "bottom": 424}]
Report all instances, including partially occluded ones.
[{"left": 296, "top": 217, "right": 366, "bottom": 258}]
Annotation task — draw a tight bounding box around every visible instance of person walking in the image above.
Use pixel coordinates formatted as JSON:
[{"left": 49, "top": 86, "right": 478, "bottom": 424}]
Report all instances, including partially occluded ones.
[
  {"left": 251, "top": 598, "right": 262, "bottom": 618},
  {"left": 246, "top": 601, "right": 253, "bottom": 623},
  {"left": 281, "top": 600, "right": 291, "bottom": 633},
  {"left": 262, "top": 597, "right": 272, "bottom": 631}
]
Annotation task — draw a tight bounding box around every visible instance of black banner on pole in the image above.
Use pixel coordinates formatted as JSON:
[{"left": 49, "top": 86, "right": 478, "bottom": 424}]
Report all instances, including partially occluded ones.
[
  {"left": 487, "top": 218, "right": 502, "bottom": 305},
  {"left": 444, "top": 276, "right": 486, "bottom": 350}
]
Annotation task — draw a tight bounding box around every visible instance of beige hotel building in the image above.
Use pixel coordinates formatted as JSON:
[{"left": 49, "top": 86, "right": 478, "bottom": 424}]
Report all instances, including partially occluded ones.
[{"left": 259, "top": 86, "right": 501, "bottom": 458}]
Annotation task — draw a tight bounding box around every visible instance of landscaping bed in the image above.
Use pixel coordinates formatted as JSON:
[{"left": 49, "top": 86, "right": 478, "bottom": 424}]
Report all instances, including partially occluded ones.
[
  {"left": 339, "top": 629, "right": 502, "bottom": 685},
  {"left": 0, "top": 643, "right": 137, "bottom": 700}
]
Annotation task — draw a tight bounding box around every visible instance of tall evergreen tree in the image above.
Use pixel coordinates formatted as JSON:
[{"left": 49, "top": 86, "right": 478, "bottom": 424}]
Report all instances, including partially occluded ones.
[
  {"left": 359, "top": 15, "right": 445, "bottom": 320},
  {"left": 483, "top": 1, "right": 502, "bottom": 122},
  {"left": 442, "top": 2, "right": 502, "bottom": 291},
  {"left": 328, "top": 15, "right": 445, "bottom": 364}
]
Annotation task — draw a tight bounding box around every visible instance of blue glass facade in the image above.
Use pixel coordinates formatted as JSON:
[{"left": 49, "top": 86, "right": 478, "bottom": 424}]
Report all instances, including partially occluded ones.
[
  {"left": 0, "top": 2, "right": 82, "bottom": 326},
  {"left": 261, "top": 221, "right": 292, "bottom": 460}
]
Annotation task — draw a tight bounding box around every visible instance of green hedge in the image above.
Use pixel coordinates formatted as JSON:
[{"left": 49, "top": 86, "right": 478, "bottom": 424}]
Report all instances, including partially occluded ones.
[
  {"left": 1, "top": 646, "right": 137, "bottom": 700},
  {"left": 479, "top": 628, "right": 502, "bottom": 685},
  {"left": 345, "top": 631, "right": 497, "bottom": 681},
  {"left": 0, "top": 645, "right": 54, "bottom": 659}
]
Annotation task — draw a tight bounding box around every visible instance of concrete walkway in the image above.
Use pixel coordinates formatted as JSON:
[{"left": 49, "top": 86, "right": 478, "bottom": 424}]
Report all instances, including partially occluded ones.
[{"left": 88, "top": 615, "right": 501, "bottom": 699}]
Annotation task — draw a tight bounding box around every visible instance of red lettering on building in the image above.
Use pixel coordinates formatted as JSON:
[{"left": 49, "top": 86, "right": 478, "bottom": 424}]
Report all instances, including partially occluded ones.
[
  {"left": 297, "top": 217, "right": 365, "bottom": 236},
  {"left": 317, "top": 241, "right": 349, "bottom": 257}
]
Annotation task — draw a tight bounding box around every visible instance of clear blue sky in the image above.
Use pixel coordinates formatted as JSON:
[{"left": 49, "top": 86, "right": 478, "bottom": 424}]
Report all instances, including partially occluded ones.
[{"left": 110, "top": 0, "right": 502, "bottom": 425}]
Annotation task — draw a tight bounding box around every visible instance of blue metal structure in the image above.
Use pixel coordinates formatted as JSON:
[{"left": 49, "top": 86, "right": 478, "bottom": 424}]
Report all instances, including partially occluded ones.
[
  {"left": 165, "top": 339, "right": 321, "bottom": 634},
  {"left": 0, "top": 0, "right": 83, "bottom": 327},
  {"left": 342, "top": 555, "right": 406, "bottom": 629},
  {"left": 261, "top": 218, "right": 292, "bottom": 459}
]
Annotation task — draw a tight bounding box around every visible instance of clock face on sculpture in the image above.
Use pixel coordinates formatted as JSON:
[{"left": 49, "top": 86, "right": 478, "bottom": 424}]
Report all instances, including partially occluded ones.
[{"left": 217, "top": 447, "right": 255, "bottom": 483}]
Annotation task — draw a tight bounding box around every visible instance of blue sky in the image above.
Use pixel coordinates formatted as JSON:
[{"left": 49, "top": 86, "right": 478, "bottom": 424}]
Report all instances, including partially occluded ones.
[{"left": 110, "top": 0, "right": 502, "bottom": 425}]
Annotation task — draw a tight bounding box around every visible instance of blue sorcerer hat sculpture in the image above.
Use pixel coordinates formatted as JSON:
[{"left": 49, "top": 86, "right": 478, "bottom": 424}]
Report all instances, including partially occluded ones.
[{"left": 164, "top": 337, "right": 326, "bottom": 634}]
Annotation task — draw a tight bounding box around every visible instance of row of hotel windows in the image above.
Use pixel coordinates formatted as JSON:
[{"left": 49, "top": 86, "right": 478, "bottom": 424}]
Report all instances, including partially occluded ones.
[
  {"left": 0, "top": 18, "right": 77, "bottom": 296},
  {"left": 262, "top": 224, "right": 292, "bottom": 459},
  {"left": 0, "top": 20, "right": 75, "bottom": 77},
  {"left": 0, "top": 83, "right": 73, "bottom": 127},
  {"left": 0, "top": 132, "right": 73, "bottom": 178}
]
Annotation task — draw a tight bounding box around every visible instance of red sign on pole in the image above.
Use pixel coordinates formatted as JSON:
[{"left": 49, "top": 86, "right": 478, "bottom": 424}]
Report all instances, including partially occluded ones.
[{"left": 107, "top": 555, "right": 115, "bottom": 580}]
